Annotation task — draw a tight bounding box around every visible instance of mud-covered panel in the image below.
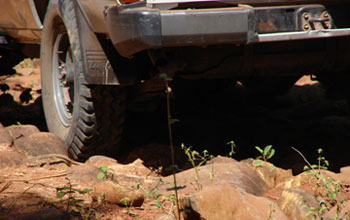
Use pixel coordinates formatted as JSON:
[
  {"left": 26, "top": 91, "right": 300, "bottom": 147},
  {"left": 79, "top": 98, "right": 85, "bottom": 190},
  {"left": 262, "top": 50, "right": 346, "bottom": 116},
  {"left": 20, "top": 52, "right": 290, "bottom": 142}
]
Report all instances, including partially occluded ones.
[
  {"left": 0, "top": 0, "right": 41, "bottom": 43},
  {"left": 78, "top": 0, "right": 116, "bottom": 34}
]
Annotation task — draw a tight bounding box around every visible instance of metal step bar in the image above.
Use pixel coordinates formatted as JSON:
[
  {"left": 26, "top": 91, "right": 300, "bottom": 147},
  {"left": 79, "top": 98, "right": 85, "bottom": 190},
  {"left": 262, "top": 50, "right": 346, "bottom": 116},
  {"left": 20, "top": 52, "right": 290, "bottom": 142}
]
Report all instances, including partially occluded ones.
[{"left": 258, "top": 28, "right": 350, "bottom": 42}]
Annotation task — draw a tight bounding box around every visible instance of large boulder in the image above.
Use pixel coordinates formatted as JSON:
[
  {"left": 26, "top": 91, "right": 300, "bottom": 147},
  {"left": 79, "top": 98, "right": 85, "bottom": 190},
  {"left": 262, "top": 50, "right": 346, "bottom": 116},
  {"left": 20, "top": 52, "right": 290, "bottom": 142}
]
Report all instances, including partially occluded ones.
[
  {"left": 67, "top": 164, "right": 146, "bottom": 206},
  {"left": 180, "top": 186, "right": 288, "bottom": 220},
  {"left": 161, "top": 156, "right": 269, "bottom": 196},
  {"left": 6, "top": 124, "right": 40, "bottom": 145},
  {"left": 278, "top": 188, "right": 319, "bottom": 220},
  {"left": 0, "top": 151, "right": 25, "bottom": 168},
  {"left": 14, "top": 132, "right": 67, "bottom": 156},
  {"left": 243, "top": 158, "right": 293, "bottom": 188},
  {"left": 0, "top": 123, "right": 13, "bottom": 151}
]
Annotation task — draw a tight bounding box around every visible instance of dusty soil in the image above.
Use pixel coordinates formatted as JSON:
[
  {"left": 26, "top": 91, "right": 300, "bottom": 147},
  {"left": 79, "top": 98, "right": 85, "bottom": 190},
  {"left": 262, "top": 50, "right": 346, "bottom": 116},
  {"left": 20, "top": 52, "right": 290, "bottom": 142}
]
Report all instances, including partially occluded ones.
[{"left": 2, "top": 59, "right": 350, "bottom": 219}]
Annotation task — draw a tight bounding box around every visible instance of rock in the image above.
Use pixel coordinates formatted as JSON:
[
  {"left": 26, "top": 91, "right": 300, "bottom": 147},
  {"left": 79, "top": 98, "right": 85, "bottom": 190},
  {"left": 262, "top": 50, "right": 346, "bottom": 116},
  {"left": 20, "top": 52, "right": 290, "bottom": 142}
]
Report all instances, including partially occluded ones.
[
  {"left": 14, "top": 132, "right": 67, "bottom": 156},
  {"left": 340, "top": 166, "right": 350, "bottom": 176},
  {"left": 6, "top": 124, "right": 40, "bottom": 143},
  {"left": 15, "top": 208, "right": 70, "bottom": 220},
  {"left": 326, "top": 200, "right": 350, "bottom": 219},
  {"left": 92, "top": 180, "right": 144, "bottom": 206},
  {"left": 0, "top": 123, "right": 13, "bottom": 150},
  {"left": 66, "top": 164, "right": 101, "bottom": 184},
  {"left": 243, "top": 158, "right": 293, "bottom": 188},
  {"left": 0, "top": 151, "right": 25, "bottom": 168},
  {"left": 180, "top": 186, "right": 288, "bottom": 220},
  {"left": 86, "top": 155, "right": 119, "bottom": 167},
  {"left": 108, "top": 158, "right": 154, "bottom": 177},
  {"left": 154, "top": 214, "right": 177, "bottom": 220},
  {"left": 278, "top": 188, "right": 319, "bottom": 220},
  {"left": 161, "top": 156, "right": 268, "bottom": 196}
]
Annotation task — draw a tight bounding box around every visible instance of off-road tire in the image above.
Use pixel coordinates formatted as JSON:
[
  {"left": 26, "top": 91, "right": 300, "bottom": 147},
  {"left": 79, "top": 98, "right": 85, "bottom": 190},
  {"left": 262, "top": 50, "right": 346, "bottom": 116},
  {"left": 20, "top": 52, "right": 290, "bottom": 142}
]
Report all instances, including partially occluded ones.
[{"left": 41, "top": 0, "right": 125, "bottom": 160}]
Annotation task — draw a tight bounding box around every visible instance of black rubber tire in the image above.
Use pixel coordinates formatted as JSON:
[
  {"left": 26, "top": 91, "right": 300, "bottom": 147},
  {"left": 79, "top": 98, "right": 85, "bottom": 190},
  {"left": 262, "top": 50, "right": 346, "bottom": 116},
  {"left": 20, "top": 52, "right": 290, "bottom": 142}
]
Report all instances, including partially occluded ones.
[{"left": 41, "top": 0, "right": 125, "bottom": 160}]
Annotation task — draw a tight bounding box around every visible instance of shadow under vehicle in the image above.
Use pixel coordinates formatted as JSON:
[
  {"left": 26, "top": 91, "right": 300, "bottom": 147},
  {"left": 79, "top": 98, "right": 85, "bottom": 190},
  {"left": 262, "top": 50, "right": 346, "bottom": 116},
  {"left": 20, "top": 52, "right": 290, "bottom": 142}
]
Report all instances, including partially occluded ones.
[{"left": 0, "top": 0, "right": 350, "bottom": 160}]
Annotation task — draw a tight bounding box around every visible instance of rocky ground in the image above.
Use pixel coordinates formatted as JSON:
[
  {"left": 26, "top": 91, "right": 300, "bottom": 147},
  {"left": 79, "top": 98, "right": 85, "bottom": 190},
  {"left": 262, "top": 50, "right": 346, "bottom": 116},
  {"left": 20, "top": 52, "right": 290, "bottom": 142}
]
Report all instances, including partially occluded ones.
[{"left": 1, "top": 60, "right": 350, "bottom": 219}]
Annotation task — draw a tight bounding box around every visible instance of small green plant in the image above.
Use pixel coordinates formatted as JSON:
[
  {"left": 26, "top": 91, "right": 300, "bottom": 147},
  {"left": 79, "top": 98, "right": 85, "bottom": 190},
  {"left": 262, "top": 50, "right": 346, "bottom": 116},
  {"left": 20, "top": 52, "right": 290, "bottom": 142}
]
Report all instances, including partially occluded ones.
[
  {"left": 56, "top": 178, "right": 92, "bottom": 214},
  {"left": 302, "top": 199, "right": 329, "bottom": 220},
  {"left": 97, "top": 166, "right": 114, "bottom": 180},
  {"left": 181, "top": 143, "right": 214, "bottom": 191},
  {"left": 304, "top": 148, "right": 329, "bottom": 172},
  {"left": 254, "top": 145, "right": 275, "bottom": 167},
  {"left": 226, "top": 140, "right": 237, "bottom": 158},
  {"left": 267, "top": 204, "right": 276, "bottom": 220},
  {"left": 136, "top": 180, "right": 177, "bottom": 217},
  {"left": 292, "top": 147, "right": 349, "bottom": 220},
  {"left": 160, "top": 73, "right": 181, "bottom": 220},
  {"left": 120, "top": 197, "right": 136, "bottom": 217}
]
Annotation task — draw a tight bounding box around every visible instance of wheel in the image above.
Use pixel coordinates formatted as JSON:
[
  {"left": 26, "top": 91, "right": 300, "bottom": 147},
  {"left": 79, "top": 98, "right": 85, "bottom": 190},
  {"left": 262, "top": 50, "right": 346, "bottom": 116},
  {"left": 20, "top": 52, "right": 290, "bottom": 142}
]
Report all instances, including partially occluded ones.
[{"left": 41, "top": 0, "right": 126, "bottom": 160}]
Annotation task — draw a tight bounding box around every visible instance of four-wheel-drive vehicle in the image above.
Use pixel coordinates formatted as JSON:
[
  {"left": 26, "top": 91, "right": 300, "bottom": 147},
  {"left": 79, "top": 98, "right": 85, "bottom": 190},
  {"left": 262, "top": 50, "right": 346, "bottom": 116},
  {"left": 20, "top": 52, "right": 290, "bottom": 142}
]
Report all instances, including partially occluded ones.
[{"left": 1, "top": 0, "right": 350, "bottom": 160}]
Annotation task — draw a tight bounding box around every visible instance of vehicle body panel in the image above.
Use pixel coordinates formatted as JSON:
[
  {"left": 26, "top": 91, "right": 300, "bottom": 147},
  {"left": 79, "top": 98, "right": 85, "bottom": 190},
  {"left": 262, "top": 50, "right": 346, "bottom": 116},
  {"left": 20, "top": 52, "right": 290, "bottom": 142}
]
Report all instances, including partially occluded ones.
[{"left": 0, "top": 0, "right": 42, "bottom": 43}]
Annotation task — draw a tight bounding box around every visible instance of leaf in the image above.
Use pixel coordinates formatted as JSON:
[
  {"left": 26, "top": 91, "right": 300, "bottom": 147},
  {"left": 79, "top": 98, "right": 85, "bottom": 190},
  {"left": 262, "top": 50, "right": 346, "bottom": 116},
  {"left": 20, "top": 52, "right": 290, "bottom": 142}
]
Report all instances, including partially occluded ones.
[
  {"left": 100, "top": 166, "right": 108, "bottom": 172},
  {"left": 267, "top": 149, "right": 275, "bottom": 160},
  {"left": 156, "top": 200, "right": 163, "bottom": 209},
  {"left": 254, "top": 160, "right": 265, "bottom": 167},
  {"left": 324, "top": 160, "right": 329, "bottom": 167},
  {"left": 97, "top": 172, "right": 105, "bottom": 180},
  {"left": 169, "top": 118, "right": 179, "bottom": 125},
  {"left": 263, "top": 145, "right": 273, "bottom": 156},
  {"left": 57, "top": 191, "right": 66, "bottom": 198},
  {"left": 305, "top": 209, "right": 314, "bottom": 217},
  {"left": 56, "top": 186, "right": 70, "bottom": 191},
  {"left": 329, "top": 193, "right": 337, "bottom": 201},
  {"left": 311, "top": 165, "right": 318, "bottom": 169},
  {"left": 159, "top": 74, "right": 167, "bottom": 79},
  {"left": 255, "top": 146, "right": 263, "bottom": 154},
  {"left": 79, "top": 188, "right": 92, "bottom": 194}
]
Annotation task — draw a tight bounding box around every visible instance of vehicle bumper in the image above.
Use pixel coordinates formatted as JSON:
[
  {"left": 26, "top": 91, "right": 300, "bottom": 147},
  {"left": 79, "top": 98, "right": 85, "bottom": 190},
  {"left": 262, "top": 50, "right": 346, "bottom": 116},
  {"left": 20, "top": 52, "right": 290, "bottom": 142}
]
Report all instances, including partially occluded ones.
[
  {"left": 106, "top": 3, "right": 350, "bottom": 58},
  {"left": 106, "top": 3, "right": 256, "bottom": 57}
]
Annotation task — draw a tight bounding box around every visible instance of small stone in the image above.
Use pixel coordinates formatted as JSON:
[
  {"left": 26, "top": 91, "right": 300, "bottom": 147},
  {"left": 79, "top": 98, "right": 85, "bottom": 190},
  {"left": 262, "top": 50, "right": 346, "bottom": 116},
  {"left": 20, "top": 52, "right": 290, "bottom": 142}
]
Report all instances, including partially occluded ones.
[
  {"left": 92, "top": 180, "right": 144, "bottom": 206},
  {"left": 86, "top": 155, "right": 118, "bottom": 167}
]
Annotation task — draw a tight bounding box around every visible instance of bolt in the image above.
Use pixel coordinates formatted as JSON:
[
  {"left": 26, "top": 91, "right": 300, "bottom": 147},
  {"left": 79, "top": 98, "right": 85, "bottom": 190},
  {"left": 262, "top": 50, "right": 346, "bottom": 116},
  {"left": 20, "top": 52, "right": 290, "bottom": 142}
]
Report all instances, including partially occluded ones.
[
  {"left": 322, "top": 11, "right": 329, "bottom": 18},
  {"left": 303, "top": 23, "right": 310, "bottom": 30},
  {"left": 303, "top": 13, "right": 309, "bottom": 20}
]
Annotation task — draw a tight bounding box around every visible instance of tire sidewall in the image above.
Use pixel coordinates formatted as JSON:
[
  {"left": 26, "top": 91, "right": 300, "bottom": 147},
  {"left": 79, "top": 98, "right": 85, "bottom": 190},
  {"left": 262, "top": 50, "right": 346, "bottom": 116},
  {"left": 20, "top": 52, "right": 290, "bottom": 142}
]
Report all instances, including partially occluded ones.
[{"left": 41, "top": 0, "right": 84, "bottom": 147}]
